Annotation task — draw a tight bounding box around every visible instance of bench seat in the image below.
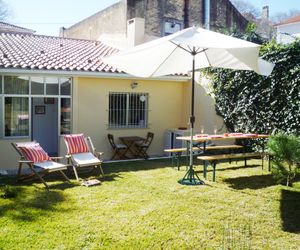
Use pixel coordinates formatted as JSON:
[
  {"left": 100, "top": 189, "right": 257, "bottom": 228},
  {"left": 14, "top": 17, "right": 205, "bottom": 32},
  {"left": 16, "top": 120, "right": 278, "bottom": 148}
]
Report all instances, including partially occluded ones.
[
  {"left": 197, "top": 152, "right": 269, "bottom": 182},
  {"left": 164, "top": 144, "right": 244, "bottom": 170}
]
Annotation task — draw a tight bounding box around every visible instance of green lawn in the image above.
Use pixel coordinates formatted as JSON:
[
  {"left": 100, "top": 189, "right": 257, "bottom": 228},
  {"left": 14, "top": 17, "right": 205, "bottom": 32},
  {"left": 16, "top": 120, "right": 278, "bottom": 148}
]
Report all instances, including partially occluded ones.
[{"left": 0, "top": 158, "right": 300, "bottom": 249}]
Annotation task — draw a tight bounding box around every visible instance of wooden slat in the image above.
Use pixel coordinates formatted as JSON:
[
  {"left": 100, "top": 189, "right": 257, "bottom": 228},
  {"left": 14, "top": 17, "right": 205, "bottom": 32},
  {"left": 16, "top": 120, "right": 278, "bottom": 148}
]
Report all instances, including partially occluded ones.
[
  {"left": 198, "top": 152, "right": 264, "bottom": 161},
  {"left": 164, "top": 144, "right": 243, "bottom": 153}
]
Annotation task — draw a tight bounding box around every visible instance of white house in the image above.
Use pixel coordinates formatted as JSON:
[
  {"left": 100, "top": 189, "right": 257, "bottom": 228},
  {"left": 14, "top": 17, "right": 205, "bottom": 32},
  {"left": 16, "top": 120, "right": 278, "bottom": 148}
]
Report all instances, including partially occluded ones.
[
  {"left": 0, "top": 21, "right": 222, "bottom": 172},
  {"left": 275, "top": 15, "right": 300, "bottom": 44}
]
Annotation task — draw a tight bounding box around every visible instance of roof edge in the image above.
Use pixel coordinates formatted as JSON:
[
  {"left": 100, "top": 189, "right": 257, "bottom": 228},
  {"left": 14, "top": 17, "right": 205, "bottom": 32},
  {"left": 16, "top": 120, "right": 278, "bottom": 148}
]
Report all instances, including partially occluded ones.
[{"left": 0, "top": 68, "right": 189, "bottom": 82}]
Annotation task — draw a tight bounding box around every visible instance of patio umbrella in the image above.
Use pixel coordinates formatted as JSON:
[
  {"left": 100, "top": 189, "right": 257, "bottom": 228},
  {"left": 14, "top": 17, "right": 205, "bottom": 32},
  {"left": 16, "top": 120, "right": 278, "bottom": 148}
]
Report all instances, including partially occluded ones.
[{"left": 103, "top": 27, "right": 274, "bottom": 185}]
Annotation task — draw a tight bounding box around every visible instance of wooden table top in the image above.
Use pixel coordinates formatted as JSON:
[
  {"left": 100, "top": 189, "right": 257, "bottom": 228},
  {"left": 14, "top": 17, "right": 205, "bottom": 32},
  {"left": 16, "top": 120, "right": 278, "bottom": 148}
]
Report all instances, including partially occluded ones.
[
  {"left": 176, "top": 133, "right": 269, "bottom": 142},
  {"left": 119, "top": 136, "right": 145, "bottom": 142}
]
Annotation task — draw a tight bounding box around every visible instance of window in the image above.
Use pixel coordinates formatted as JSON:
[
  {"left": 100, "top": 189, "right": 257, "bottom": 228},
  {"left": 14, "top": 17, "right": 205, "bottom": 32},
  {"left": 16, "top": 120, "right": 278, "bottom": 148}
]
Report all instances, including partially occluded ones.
[
  {"left": 5, "top": 97, "right": 29, "bottom": 136},
  {"left": 61, "top": 78, "right": 71, "bottom": 96},
  {"left": 60, "top": 98, "right": 71, "bottom": 134},
  {"left": 46, "top": 77, "right": 59, "bottom": 95},
  {"left": 4, "top": 76, "right": 29, "bottom": 94},
  {"left": 109, "top": 92, "right": 148, "bottom": 129},
  {"left": 163, "top": 19, "right": 183, "bottom": 36},
  {"left": 31, "top": 77, "right": 44, "bottom": 95},
  {"left": 1, "top": 75, "right": 72, "bottom": 138}
]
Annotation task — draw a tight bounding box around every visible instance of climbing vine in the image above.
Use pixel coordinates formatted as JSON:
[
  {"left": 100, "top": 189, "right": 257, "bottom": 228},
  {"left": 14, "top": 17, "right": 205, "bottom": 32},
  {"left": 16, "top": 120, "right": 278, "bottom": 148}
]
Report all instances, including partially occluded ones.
[{"left": 210, "top": 40, "right": 300, "bottom": 135}]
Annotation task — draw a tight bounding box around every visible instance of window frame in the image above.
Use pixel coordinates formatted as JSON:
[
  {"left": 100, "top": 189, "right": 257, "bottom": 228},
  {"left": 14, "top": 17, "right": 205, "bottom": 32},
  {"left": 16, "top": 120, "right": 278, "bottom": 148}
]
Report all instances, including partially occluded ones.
[
  {"left": 108, "top": 92, "right": 149, "bottom": 129},
  {"left": 163, "top": 18, "right": 183, "bottom": 36},
  {"left": 0, "top": 75, "right": 72, "bottom": 139}
]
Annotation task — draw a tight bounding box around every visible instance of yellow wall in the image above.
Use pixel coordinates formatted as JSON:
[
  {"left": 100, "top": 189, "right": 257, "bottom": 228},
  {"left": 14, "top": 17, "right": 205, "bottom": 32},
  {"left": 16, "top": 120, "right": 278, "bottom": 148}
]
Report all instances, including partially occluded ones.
[
  {"left": 69, "top": 77, "right": 186, "bottom": 160},
  {"left": 1, "top": 75, "right": 224, "bottom": 170},
  {"left": 0, "top": 139, "right": 29, "bottom": 171}
]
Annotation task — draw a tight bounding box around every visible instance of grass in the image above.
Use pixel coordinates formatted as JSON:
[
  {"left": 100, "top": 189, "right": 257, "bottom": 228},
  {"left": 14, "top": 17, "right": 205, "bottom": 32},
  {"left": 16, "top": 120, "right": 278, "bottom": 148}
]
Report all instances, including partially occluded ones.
[{"left": 0, "top": 158, "right": 300, "bottom": 249}]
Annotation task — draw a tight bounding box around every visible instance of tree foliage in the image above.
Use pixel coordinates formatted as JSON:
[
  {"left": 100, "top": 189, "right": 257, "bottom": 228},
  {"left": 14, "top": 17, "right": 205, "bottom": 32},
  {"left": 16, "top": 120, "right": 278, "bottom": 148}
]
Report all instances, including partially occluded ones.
[
  {"left": 0, "top": 0, "right": 10, "bottom": 21},
  {"left": 210, "top": 39, "right": 300, "bottom": 136},
  {"left": 271, "top": 9, "right": 300, "bottom": 24},
  {"left": 231, "top": 0, "right": 260, "bottom": 19},
  {"left": 267, "top": 133, "right": 300, "bottom": 186}
]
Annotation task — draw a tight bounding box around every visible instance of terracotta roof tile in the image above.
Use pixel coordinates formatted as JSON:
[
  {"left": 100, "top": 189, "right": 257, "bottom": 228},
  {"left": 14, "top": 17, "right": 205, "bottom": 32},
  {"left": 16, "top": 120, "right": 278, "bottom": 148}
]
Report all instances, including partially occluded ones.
[
  {"left": 0, "top": 32, "right": 121, "bottom": 73},
  {"left": 275, "top": 15, "right": 300, "bottom": 26}
]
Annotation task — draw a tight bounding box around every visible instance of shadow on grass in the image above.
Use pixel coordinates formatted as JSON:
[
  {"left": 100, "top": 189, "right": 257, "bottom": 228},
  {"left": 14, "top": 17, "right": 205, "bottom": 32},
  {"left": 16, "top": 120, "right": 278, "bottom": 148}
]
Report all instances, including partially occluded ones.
[
  {"left": 224, "top": 174, "right": 276, "bottom": 190},
  {"left": 194, "top": 164, "right": 261, "bottom": 175},
  {"left": 12, "top": 172, "right": 78, "bottom": 191},
  {"left": 0, "top": 186, "right": 71, "bottom": 222},
  {"left": 280, "top": 189, "right": 300, "bottom": 233},
  {"left": 102, "top": 158, "right": 171, "bottom": 174}
]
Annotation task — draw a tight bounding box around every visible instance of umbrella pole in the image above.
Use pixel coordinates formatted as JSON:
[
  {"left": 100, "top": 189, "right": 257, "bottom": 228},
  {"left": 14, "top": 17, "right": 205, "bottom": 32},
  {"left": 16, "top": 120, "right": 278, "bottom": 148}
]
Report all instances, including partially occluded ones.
[{"left": 178, "top": 53, "right": 204, "bottom": 186}]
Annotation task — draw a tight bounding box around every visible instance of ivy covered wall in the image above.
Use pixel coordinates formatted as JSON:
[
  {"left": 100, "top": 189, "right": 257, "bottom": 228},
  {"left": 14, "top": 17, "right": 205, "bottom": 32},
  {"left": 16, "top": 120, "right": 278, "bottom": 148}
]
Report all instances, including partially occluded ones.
[{"left": 211, "top": 40, "right": 300, "bottom": 135}]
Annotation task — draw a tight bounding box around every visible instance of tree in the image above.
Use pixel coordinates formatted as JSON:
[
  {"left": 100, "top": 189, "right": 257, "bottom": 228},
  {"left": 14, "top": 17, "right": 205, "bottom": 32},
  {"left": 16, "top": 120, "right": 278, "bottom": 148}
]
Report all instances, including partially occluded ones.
[
  {"left": 231, "top": 0, "right": 260, "bottom": 19},
  {"left": 0, "top": 0, "right": 10, "bottom": 21},
  {"left": 271, "top": 9, "right": 300, "bottom": 24},
  {"left": 267, "top": 133, "right": 300, "bottom": 186}
]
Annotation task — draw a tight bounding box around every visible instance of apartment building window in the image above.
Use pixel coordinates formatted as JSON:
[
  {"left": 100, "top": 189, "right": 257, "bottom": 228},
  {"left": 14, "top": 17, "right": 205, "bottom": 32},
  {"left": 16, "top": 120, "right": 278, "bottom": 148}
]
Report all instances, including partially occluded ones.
[
  {"left": 163, "top": 18, "right": 183, "bottom": 36},
  {"left": 109, "top": 92, "right": 149, "bottom": 129}
]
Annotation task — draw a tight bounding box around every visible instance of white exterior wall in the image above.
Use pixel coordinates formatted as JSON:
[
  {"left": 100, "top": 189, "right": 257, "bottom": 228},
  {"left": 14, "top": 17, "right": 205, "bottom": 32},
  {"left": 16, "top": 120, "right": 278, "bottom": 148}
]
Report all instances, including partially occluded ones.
[{"left": 276, "top": 22, "right": 300, "bottom": 44}]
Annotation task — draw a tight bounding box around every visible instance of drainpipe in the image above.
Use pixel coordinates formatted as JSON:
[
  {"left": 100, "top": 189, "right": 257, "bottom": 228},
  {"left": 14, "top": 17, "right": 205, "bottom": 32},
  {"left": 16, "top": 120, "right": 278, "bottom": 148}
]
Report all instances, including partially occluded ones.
[
  {"left": 204, "top": 0, "right": 210, "bottom": 30},
  {"left": 183, "top": 0, "right": 189, "bottom": 28}
]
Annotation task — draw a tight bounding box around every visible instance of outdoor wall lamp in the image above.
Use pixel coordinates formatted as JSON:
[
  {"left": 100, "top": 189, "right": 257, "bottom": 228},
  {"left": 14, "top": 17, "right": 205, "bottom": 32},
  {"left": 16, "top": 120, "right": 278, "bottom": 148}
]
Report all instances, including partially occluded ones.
[{"left": 131, "top": 82, "right": 138, "bottom": 89}]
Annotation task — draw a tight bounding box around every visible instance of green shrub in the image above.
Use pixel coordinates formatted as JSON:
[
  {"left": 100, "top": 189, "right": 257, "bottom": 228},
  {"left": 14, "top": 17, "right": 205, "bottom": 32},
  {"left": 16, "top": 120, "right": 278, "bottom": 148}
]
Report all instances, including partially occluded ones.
[{"left": 267, "top": 133, "right": 300, "bottom": 186}]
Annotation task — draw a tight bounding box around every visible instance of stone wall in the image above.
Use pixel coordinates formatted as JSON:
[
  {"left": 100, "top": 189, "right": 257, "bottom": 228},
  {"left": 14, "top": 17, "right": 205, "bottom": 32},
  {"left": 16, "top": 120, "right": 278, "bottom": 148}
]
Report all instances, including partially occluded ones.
[
  {"left": 60, "top": 1, "right": 127, "bottom": 40},
  {"left": 210, "top": 0, "right": 248, "bottom": 31},
  {"left": 126, "top": 0, "right": 247, "bottom": 37},
  {"left": 61, "top": 0, "right": 248, "bottom": 40}
]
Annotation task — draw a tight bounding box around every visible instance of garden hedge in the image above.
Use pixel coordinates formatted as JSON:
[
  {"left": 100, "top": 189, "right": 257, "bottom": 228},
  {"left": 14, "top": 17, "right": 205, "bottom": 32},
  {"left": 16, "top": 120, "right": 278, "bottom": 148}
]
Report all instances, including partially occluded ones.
[{"left": 210, "top": 40, "right": 300, "bottom": 135}]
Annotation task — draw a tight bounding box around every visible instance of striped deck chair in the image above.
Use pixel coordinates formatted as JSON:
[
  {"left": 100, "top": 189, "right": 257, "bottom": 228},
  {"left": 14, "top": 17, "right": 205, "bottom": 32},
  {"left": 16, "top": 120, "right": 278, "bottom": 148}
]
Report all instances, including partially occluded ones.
[
  {"left": 12, "top": 141, "right": 70, "bottom": 189},
  {"left": 63, "top": 134, "right": 104, "bottom": 181}
]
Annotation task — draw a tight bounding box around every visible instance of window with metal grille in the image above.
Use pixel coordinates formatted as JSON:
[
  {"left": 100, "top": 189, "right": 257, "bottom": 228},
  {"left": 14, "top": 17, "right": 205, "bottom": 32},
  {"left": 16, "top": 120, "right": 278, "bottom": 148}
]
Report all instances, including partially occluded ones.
[{"left": 109, "top": 92, "right": 148, "bottom": 129}]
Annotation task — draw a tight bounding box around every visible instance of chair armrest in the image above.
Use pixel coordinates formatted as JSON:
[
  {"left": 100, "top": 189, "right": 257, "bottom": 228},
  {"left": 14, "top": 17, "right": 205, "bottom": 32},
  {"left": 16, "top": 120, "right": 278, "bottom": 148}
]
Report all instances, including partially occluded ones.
[
  {"left": 50, "top": 156, "right": 63, "bottom": 162},
  {"left": 94, "top": 151, "right": 103, "bottom": 159},
  {"left": 18, "top": 160, "right": 33, "bottom": 164},
  {"left": 65, "top": 154, "right": 72, "bottom": 164}
]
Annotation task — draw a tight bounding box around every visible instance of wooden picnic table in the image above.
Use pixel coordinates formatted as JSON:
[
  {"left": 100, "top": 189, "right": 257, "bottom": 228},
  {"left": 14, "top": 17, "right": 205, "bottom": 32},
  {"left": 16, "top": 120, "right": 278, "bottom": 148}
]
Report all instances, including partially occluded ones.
[
  {"left": 176, "top": 133, "right": 269, "bottom": 142},
  {"left": 119, "top": 136, "right": 145, "bottom": 159},
  {"left": 176, "top": 133, "right": 269, "bottom": 152}
]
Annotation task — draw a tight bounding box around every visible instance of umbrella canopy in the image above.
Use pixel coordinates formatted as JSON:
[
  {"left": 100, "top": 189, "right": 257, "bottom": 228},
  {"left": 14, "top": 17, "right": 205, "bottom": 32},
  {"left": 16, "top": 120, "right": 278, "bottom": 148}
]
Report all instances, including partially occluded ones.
[
  {"left": 103, "top": 27, "right": 274, "bottom": 185},
  {"left": 104, "top": 27, "right": 274, "bottom": 77}
]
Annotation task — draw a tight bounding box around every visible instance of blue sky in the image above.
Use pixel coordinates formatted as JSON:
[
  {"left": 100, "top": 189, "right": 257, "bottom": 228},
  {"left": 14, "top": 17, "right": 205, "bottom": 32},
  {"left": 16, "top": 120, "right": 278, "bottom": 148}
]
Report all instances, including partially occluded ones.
[{"left": 7, "top": 0, "right": 300, "bottom": 36}]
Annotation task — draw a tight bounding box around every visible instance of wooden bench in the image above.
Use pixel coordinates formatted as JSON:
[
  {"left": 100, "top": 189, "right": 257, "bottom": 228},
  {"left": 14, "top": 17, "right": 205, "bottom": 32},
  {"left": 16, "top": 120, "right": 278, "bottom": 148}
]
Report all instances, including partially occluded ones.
[
  {"left": 164, "top": 144, "right": 244, "bottom": 170},
  {"left": 197, "top": 152, "right": 269, "bottom": 182}
]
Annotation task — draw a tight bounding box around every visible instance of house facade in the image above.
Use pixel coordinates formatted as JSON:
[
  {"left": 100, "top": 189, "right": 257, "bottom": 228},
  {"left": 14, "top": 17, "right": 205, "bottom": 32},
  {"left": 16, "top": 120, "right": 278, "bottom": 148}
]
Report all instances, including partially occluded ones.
[
  {"left": 275, "top": 15, "right": 300, "bottom": 44},
  {"left": 60, "top": 0, "right": 248, "bottom": 43},
  {"left": 0, "top": 25, "right": 222, "bottom": 171}
]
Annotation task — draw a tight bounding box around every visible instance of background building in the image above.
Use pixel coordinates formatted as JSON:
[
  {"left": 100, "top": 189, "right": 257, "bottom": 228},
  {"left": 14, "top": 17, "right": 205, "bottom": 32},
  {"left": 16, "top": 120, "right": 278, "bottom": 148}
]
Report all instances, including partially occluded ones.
[
  {"left": 60, "top": 0, "right": 248, "bottom": 48},
  {"left": 275, "top": 15, "right": 300, "bottom": 44}
]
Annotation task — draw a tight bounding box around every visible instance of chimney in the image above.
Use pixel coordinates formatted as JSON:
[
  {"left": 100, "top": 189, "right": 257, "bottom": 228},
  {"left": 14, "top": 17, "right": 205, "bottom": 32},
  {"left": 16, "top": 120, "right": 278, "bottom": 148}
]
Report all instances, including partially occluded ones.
[
  {"left": 127, "top": 17, "right": 145, "bottom": 46},
  {"left": 262, "top": 6, "right": 269, "bottom": 20},
  {"left": 59, "top": 27, "right": 66, "bottom": 37}
]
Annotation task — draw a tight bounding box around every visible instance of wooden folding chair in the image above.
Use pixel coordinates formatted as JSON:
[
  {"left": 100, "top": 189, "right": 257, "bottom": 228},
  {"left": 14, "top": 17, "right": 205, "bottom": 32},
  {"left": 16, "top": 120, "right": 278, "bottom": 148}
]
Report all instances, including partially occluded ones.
[
  {"left": 64, "top": 134, "right": 104, "bottom": 181},
  {"left": 12, "top": 142, "right": 70, "bottom": 189},
  {"left": 107, "top": 134, "right": 128, "bottom": 160},
  {"left": 134, "top": 132, "right": 154, "bottom": 159}
]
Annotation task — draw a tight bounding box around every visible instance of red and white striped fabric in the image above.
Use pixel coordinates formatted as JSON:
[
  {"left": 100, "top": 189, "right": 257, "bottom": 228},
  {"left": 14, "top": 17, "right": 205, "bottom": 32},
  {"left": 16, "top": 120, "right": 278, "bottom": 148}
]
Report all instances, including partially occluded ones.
[
  {"left": 64, "top": 134, "right": 90, "bottom": 154},
  {"left": 18, "top": 143, "right": 51, "bottom": 163}
]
